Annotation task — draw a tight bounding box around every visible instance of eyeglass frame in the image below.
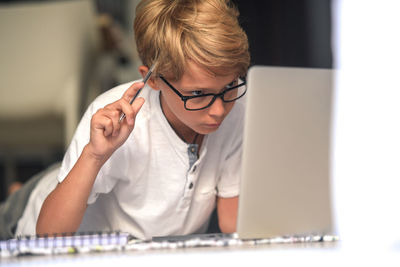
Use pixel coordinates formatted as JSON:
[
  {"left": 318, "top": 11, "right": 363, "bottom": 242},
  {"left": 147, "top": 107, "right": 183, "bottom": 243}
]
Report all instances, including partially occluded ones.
[{"left": 158, "top": 75, "right": 247, "bottom": 111}]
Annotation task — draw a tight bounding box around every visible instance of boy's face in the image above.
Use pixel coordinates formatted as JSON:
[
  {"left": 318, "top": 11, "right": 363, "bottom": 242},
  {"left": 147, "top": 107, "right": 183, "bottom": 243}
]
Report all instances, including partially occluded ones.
[{"left": 152, "top": 61, "right": 238, "bottom": 139}]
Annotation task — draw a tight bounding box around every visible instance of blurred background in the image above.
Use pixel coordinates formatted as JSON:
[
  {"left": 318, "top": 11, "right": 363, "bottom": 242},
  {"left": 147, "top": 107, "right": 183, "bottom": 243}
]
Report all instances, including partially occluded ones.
[
  {"left": 1, "top": 0, "right": 400, "bottom": 256},
  {"left": 0, "top": 0, "right": 332, "bottom": 201}
]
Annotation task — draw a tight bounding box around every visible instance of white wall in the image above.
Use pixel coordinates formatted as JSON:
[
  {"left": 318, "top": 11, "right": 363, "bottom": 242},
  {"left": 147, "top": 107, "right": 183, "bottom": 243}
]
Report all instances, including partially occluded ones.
[{"left": 332, "top": 0, "right": 400, "bottom": 253}]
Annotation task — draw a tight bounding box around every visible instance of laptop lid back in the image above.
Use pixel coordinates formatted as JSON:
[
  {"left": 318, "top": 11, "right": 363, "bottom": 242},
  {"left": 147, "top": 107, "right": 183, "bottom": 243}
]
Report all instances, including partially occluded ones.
[{"left": 237, "top": 66, "right": 333, "bottom": 239}]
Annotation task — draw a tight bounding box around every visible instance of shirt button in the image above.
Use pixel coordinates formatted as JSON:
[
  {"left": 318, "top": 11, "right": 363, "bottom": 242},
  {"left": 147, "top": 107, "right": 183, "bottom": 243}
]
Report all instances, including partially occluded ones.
[
  {"left": 189, "top": 182, "right": 194, "bottom": 189},
  {"left": 192, "top": 165, "right": 197, "bottom": 172}
]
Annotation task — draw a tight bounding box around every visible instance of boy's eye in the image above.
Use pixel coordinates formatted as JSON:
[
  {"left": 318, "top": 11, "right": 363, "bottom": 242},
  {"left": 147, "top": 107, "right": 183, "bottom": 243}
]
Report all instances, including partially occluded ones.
[
  {"left": 225, "top": 80, "right": 237, "bottom": 89},
  {"left": 191, "top": 90, "right": 204, "bottom": 96}
]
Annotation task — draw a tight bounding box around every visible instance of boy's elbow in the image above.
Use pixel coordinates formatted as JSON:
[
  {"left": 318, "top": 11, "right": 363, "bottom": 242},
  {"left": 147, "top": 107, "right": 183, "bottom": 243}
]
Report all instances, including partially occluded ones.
[
  {"left": 36, "top": 218, "right": 46, "bottom": 236},
  {"left": 217, "top": 196, "right": 238, "bottom": 234},
  {"left": 219, "top": 220, "right": 236, "bottom": 234},
  {"left": 218, "top": 212, "right": 237, "bottom": 233},
  {"left": 36, "top": 197, "right": 54, "bottom": 236},
  {"left": 36, "top": 211, "right": 53, "bottom": 236}
]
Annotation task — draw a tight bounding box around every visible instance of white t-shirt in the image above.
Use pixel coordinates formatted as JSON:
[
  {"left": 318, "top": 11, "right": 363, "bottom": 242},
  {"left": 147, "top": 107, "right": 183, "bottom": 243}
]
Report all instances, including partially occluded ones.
[{"left": 16, "top": 81, "right": 245, "bottom": 240}]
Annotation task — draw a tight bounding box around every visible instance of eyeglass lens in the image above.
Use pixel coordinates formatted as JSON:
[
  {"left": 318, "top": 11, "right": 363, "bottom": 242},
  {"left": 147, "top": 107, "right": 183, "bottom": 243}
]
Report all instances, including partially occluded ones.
[{"left": 185, "top": 83, "right": 246, "bottom": 110}]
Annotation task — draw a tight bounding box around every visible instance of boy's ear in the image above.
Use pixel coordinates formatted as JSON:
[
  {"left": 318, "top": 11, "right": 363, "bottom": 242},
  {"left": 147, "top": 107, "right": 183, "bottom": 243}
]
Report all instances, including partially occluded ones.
[{"left": 138, "top": 65, "right": 159, "bottom": 90}]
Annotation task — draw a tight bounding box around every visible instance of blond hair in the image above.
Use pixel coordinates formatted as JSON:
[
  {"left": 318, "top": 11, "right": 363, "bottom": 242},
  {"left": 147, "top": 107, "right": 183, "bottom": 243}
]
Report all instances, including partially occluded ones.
[{"left": 134, "top": 0, "right": 250, "bottom": 80}]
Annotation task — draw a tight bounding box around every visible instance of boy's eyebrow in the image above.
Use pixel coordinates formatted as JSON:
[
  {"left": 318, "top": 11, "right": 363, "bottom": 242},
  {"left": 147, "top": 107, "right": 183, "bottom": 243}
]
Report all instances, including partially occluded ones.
[{"left": 181, "top": 78, "right": 237, "bottom": 91}]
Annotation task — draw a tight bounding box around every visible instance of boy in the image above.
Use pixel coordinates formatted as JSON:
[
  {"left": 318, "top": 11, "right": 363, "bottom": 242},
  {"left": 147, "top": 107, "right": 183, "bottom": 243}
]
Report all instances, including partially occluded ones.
[{"left": 17, "top": 0, "right": 250, "bottom": 240}]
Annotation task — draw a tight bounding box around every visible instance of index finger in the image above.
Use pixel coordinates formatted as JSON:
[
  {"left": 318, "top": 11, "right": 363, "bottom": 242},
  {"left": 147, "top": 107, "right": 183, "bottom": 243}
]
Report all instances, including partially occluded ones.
[{"left": 122, "top": 81, "right": 144, "bottom": 103}]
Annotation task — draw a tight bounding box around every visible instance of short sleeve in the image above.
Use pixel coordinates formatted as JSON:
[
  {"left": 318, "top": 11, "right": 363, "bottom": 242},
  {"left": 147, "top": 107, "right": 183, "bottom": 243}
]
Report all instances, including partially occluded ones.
[
  {"left": 57, "top": 102, "right": 93, "bottom": 184},
  {"left": 56, "top": 84, "right": 130, "bottom": 204}
]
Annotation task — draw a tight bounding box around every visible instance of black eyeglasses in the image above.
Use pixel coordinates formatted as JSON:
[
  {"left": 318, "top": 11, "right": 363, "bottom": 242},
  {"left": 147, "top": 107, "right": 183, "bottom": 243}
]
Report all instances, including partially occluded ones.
[{"left": 159, "top": 75, "right": 246, "bottom": 111}]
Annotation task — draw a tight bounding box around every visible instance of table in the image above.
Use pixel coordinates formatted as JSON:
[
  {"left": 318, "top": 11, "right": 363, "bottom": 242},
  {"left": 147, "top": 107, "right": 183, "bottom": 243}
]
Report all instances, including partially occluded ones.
[{"left": 1, "top": 241, "right": 399, "bottom": 267}]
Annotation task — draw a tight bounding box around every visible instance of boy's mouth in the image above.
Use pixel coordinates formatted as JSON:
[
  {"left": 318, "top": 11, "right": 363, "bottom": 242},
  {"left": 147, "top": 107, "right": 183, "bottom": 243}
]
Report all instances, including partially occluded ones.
[{"left": 203, "top": 122, "right": 221, "bottom": 129}]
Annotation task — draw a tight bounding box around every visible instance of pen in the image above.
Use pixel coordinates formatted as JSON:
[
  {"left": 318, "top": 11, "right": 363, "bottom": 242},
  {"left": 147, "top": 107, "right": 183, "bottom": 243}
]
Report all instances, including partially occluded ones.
[{"left": 119, "top": 64, "right": 156, "bottom": 122}]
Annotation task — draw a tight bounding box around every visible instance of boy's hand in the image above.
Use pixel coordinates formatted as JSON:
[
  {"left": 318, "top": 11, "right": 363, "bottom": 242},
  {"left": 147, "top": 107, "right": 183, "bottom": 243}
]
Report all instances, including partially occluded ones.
[{"left": 87, "top": 82, "right": 145, "bottom": 162}]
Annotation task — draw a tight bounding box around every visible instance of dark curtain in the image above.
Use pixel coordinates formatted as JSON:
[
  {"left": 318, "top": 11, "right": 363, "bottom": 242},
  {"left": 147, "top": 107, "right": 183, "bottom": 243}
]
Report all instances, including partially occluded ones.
[{"left": 232, "top": 0, "right": 333, "bottom": 68}]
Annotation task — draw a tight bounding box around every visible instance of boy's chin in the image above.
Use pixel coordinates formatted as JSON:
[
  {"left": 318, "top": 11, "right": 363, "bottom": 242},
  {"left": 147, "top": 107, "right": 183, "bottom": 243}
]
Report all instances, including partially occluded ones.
[{"left": 195, "top": 125, "right": 221, "bottom": 135}]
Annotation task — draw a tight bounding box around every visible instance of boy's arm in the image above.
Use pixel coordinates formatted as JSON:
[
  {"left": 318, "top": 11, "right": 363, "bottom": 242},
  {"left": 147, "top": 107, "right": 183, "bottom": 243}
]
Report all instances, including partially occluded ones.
[
  {"left": 217, "top": 196, "right": 238, "bottom": 233},
  {"left": 36, "top": 145, "right": 104, "bottom": 235},
  {"left": 36, "top": 82, "right": 145, "bottom": 236}
]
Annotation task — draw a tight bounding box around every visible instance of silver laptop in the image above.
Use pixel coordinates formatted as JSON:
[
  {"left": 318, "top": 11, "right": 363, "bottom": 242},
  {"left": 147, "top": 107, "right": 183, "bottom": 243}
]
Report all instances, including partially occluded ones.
[{"left": 237, "top": 66, "right": 334, "bottom": 239}]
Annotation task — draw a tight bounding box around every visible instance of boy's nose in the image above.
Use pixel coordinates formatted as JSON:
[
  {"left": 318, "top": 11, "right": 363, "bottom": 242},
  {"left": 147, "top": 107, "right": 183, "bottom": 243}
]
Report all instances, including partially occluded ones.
[{"left": 208, "top": 97, "right": 226, "bottom": 118}]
